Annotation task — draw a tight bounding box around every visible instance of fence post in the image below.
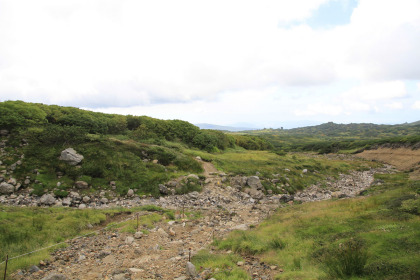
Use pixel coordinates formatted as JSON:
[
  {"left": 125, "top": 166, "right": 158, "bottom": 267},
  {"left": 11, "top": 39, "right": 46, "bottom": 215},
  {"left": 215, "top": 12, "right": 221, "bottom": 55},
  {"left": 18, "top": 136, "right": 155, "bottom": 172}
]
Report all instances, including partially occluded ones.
[
  {"left": 3, "top": 255, "right": 8, "bottom": 280},
  {"left": 136, "top": 213, "right": 139, "bottom": 231}
]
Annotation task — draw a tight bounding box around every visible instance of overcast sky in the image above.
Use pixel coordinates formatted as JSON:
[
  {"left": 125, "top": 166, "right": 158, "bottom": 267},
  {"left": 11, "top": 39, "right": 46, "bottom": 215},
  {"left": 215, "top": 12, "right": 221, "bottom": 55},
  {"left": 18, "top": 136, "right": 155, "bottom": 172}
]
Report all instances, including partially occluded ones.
[{"left": 1, "top": 0, "right": 419, "bottom": 128}]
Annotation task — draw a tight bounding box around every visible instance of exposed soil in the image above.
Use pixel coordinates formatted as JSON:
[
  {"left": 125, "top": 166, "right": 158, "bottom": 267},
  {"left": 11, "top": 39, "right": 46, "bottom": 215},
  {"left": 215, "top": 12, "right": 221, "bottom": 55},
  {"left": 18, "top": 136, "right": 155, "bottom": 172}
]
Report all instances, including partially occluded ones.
[{"left": 355, "top": 148, "right": 420, "bottom": 180}]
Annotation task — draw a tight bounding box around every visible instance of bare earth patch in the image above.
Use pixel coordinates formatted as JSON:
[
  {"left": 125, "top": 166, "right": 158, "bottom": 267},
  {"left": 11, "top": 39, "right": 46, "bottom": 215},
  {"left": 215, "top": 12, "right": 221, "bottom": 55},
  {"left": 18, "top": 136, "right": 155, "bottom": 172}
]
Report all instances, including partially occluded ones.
[{"left": 355, "top": 148, "right": 420, "bottom": 180}]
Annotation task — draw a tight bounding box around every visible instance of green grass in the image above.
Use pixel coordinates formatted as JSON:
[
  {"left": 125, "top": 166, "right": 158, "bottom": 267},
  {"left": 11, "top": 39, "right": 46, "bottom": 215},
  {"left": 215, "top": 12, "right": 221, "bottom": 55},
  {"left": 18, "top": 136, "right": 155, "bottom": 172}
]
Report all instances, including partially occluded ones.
[
  {"left": 0, "top": 205, "right": 173, "bottom": 276},
  {"left": 192, "top": 250, "right": 250, "bottom": 280},
  {"left": 208, "top": 173, "right": 420, "bottom": 279},
  {"left": 185, "top": 148, "right": 376, "bottom": 194}
]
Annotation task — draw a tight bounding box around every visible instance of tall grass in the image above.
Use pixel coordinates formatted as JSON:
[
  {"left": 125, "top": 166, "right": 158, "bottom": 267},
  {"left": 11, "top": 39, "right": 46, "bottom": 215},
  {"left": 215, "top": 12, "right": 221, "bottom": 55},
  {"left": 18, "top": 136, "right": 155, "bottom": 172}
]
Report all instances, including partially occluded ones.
[{"left": 205, "top": 173, "right": 420, "bottom": 279}]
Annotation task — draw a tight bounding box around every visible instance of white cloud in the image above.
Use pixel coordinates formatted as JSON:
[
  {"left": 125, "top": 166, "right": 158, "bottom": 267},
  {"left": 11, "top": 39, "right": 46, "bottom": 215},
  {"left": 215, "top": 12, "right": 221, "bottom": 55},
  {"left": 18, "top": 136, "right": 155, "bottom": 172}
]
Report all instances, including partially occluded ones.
[
  {"left": 294, "top": 103, "right": 343, "bottom": 116},
  {"left": 341, "top": 81, "right": 407, "bottom": 101},
  {"left": 0, "top": 0, "right": 419, "bottom": 126},
  {"left": 384, "top": 102, "right": 403, "bottom": 110},
  {"left": 413, "top": 101, "right": 420, "bottom": 109}
]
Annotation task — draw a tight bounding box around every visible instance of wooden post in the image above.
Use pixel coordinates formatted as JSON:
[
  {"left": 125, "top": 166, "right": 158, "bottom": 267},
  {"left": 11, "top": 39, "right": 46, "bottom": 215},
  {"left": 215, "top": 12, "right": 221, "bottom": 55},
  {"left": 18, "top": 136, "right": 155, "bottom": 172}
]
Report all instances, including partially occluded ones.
[
  {"left": 188, "top": 248, "right": 191, "bottom": 262},
  {"left": 3, "top": 255, "right": 8, "bottom": 280},
  {"left": 136, "top": 213, "right": 139, "bottom": 231}
]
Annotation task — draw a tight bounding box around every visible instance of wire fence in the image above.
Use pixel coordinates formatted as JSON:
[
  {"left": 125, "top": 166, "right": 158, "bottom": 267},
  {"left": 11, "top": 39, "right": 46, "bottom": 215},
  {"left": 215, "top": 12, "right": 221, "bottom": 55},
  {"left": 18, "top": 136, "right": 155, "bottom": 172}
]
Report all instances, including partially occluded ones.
[{"left": 0, "top": 211, "right": 143, "bottom": 267}]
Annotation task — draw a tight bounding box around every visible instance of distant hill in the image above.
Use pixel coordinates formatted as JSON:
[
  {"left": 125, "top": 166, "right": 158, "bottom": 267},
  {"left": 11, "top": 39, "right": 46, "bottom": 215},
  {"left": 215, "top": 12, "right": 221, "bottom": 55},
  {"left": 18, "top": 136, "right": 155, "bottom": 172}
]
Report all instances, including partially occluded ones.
[
  {"left": 195, "top": 123, "right": 259, "bottom": 132},
  {"left": 242, "top": 121, "right": 420, "bottom": 153}
]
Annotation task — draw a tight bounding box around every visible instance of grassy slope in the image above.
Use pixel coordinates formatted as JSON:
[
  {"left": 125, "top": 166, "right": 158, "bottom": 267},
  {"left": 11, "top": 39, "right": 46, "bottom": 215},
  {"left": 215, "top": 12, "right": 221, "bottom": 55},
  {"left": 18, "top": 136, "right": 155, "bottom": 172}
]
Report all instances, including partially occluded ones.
[
  {"left": 195, "top": 173, "right": 420, "bottom": 279},
  {"left": 0, "top": 205, "right": 175, "bottom": 274},
  {"left": 185, "top": 148, "right": 377, "bottom": 194}
]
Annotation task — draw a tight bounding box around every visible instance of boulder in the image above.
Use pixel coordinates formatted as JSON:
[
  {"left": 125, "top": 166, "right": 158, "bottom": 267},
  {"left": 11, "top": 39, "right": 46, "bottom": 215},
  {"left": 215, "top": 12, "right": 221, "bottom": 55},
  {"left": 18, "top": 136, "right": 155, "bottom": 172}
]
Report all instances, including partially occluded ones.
[
  {"left": 134, "top": 231, "right": 144, "bottom": 239},
  {"left": 247, "top": 176, "right": 263, "bottom": 189},
  {"left": 159, "top": 184, "right": 169, "bottom": 195},
  {"left": 41, "top": 274, "right": 67, "bottom": 280},
  {"left": 187, "top": 174, "right": 199, "bottom": 180},
  {"left": 125, "top": 236, "right": 134, "bottom": 245},
  {"left": 8, "top": 178, "right": 17, "bottom": 186},
  {"left": 232, "top": 224, "right": 249, "bottom": 231},
  {"left": 230, "top": 176, "right": 248, "bottom": 187},
  {"left": 279, "top": 194, "right": 294, "bottom": 203},
  {"left": 100, "top": 197, "right": 109, "bottom": 204},
  {"left": 59, "top": 148, "right": 84, "bottom": 165},
  {"left": 0, "top": 129, "right": 9, "bottom": 136},
  {"left": 62, "top": 197, "right": 71, "bottom": 206},
  {"left": 127, "top": 189, "right": 134, "bottom": 197},
  {"left": 244, "top": 188, "right": 264, "bottom": 200},
  {"left": 82, "top": 196, "right": 90, "bottom": 203},
  {"left": 166, "top": 180, "right": 178, "bottom": 188},
  {"left": 186, "top": 262, "right": 198, "bottom": 278},
  {"left": 75, "top": 181, "right": 88, "bottom": 189},
  {"left": 40, "top": 194, "right": 56, "bottom": 205},
  {"left": 0, "top": 182, "right": 14, "bottom": 194},
  {"left": 78, "top": 204, "right": 87, "bottom": 209}
]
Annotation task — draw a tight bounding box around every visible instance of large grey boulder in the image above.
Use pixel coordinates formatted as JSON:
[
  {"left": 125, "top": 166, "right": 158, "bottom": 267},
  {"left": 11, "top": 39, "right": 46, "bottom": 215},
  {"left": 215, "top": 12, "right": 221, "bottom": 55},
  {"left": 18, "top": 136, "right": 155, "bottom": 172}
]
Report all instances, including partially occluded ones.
[
  {"left": 59, "top": 148, "right": 84, "bottom": 165},
  {"left": 247, "top": 176, "right": 263, "bottom": 190},
  {"left": 40, "top": 194, "right": 56, "bottom": 205},
  {"left": 0, "top": 182, "right": 14, "bottom": 194}
]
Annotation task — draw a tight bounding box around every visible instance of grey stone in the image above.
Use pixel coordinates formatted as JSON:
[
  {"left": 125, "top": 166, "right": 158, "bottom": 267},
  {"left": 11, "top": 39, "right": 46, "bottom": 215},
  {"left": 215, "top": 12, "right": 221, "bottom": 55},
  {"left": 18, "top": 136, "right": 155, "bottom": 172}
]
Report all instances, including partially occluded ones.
[
  {"left": 125, "top": 236, "right": 134, "bottom": 245},
  {"left": 187, "top": 174, "right": 199, "bottom": 180},
  {"left": 100, "top": 197, "right": 109, "bottom": 204},
  {"left": 75, "top": 181, "right": 88, "bottom": 189},
  {"left": 0, "top": 182, "right": 14, "bottom": 194},
  {"left": 159, "top": 184, "right": 169, "bottom": 195},
  {"left": 279, "top": 194, "right": 294, "bottom": 203},
  {"left": 0, "top": 129, "right": 9, "bottom": 136},
  {"left": 40, "top": 194, "right": 56, "bottom": 205},
  {"left": 8, "top": 178, "right": 17, "bottom": 185},
  {"left": 82, "top": 196, "right": 90, "bottom": 203},
  {"left": 113, "top": 274, "right": 127, "bottom": 280},
  {"left": 134, "top": 231, "right": 143, "bottom": 239},
  {"left": 127, "top": 189, "right": 134, "bottom": 197},
  {"left": 247, "top": 176, "right": 263, "bottom": 189},
  {"left": 166, "top": 180, "right": 178, "bottom": 188},
  {"left": 24, "top": 179, "right": 31, "bottom": 185},
  {"left": 29, "top": 265, "right": 40, "bottom": 273},
  {"left": 62, "top": 197, "right": 71, "bottom": 206},
  {"left": 41, "top": 274, "right": 67, "bottom": 280},
  {"left": 78, "top": 203, "right": 86, "bottom": 209},
  {"left": 232, "top": 224, "right": 249, "bottom": 231},
  {"left": 186, "top": 262, "right": 197, "bottom": 278},
  {"left": 302, "top": 169, "right": 308, "bottom": 173},
  {"left": 59, "top": 148, "right": 83, "bottom": 165}
]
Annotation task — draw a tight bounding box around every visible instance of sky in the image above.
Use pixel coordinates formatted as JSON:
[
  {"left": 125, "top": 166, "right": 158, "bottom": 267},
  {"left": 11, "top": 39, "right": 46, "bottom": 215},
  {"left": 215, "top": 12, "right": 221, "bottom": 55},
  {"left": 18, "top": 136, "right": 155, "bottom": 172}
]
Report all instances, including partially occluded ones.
[{"left": 0, "top": 0, "right": 419, "bottom": 129}]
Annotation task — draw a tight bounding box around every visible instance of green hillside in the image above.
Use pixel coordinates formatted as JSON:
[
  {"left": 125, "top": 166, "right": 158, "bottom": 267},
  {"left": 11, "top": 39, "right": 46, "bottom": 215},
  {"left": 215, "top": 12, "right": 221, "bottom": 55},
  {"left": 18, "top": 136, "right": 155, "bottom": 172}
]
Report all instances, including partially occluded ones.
[{"left": 240, "top": 121, "right": 420, "bottom": 153}]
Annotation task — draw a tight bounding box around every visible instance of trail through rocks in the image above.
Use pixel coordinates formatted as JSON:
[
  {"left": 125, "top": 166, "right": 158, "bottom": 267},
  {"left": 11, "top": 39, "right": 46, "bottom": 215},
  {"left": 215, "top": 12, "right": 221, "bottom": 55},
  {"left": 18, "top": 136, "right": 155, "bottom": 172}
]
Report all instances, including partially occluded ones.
[{"left": 11, "top": 161, "right": 393, "bottom": 280}]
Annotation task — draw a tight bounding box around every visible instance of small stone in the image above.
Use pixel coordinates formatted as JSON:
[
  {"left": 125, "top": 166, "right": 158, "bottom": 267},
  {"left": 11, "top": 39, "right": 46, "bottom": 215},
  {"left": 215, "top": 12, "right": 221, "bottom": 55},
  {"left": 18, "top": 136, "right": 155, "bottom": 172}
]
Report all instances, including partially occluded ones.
[
  {"left": 134, "top": 231, "right": 143, "bottom": 239},
  {"left": 78, "top": 203, "right": 86, "bottom": 209},
  {"left": 270, "top": 266, "right": 277, "bottom": 270},
  {"left": 186, "top": 262, "right": 197, "bottom": 278},
  {"left": 29, "top": 265, "right": 40, "bottom": 273},
  {"left": 237, "top": 261, "right": 244, "bottom": 266},
  {"left": 41, "top": 274, "right": 67, "bottom": 280},
  {"left": 125, "top": 236, "right": 134, "bottom": 245},
  {"left": 127, "top": 189, "right": 134, "bottom": 197}
]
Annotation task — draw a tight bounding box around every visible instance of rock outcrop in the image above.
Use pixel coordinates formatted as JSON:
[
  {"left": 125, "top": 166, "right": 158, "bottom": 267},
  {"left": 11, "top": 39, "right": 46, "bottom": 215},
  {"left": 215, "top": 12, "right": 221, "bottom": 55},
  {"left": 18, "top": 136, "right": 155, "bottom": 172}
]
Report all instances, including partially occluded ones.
[{"left": 59, "top": 148, "right": 84, "bottom": 166}]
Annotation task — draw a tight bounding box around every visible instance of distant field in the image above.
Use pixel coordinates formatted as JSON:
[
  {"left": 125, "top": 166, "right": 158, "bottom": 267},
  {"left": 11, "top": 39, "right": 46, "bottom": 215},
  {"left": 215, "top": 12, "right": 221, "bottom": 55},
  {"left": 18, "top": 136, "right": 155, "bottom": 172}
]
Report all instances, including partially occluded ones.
[{"left": 355, "top": 147, "right": 420, "bottom": 180}]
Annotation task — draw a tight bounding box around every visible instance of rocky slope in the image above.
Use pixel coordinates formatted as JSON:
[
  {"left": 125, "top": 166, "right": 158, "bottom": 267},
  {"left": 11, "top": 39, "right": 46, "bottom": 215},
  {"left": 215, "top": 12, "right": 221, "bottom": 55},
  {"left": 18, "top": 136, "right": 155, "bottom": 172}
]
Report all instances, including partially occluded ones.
[{"left": 9, "top": 160, "right": 394, "bottom": 280}]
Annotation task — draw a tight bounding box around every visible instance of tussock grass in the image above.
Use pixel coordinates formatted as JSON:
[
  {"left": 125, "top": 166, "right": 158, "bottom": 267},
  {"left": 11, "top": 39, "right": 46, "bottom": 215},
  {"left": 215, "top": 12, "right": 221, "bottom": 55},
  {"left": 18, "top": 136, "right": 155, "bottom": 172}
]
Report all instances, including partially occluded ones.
[{"left": 209, "top": 173, "right": 420, "bottom": 279}]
